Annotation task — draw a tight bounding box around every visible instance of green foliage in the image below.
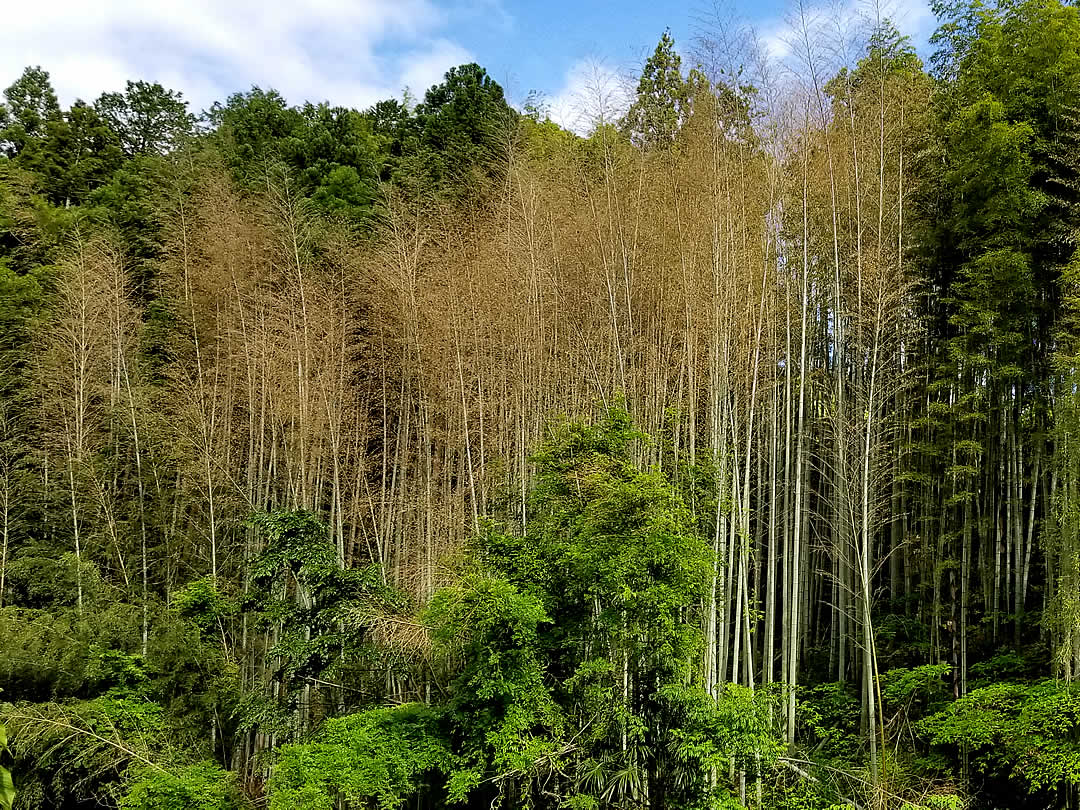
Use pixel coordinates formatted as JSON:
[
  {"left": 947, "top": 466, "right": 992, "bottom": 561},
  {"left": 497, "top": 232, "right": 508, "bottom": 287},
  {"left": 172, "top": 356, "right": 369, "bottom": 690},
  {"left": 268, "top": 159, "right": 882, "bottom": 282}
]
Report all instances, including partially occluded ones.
[
  {"left": 96, "top": 80, "right": 193, "bottom": 157},
  {"left": 242, "top": 510, "right": 408, "bottom": 746},
  {"left": 882, "top": 664, "right": 953, "bottom": 714},
  {"left": 3, "top": 18, "right": 1078, "bottom": 807},
  {"left": 703, "top": 682, "right": 784, "bottom": 768},
  {"left": 248, "top": 510, "right": 400, "bottom": 683},
  {"left": 450, "top": 408, "right": 769, "bottom": 807},
  {"left": 0, "top": 67, "right": 60, "bottom": 158},
  {"left": 798, "top": 682, "right": 861, "bottom": 759},
  {"left": 901, "top": 795, "right": 964, "bottom": 810},
  {"left": 518, "top": 113, "right": 579, "bottom": 171},
  {"left": 172, "top": 577, "right": 238, "bottom": 634},
  {"left": 922, "top": 0, "right": 1080, "bottom": 391},
  {"left": 259, "top": 410, "right": 782, "bottom": 809},
  {"left": 120, "top": 763, "right": 245, "bottom": 810},
  {"left": 922, "top": 679, "right": 1080, "bottom": 792},
  {"left": 269, "top": 704, "right": 454, "bottom": 810},
  {"left": 909, "top": 7, "right": 1080, "bottom": 739},
  {"left": 83, "top": 154, "right": 170, "bottom": 289},
  {"left": 0, "top": 587, "right": 147, "bottom": 701},
  {"left": 287, "top": 103, "right": 382, "bottom": 220},
  {"left": 249, "top": 509, "right": 338, "bottom": 577},
  {"left": 522, "top": 408, "right": 713, "bottom": 652},
  {"left": 415, "top": 63, "right": 514, "bottom": 192},
  {"left": 764, "top": 777, "right": 835, "bottom": 810},
  {"left": 24, "top": 101, "right": 123, "bottom": 206},
  {"left": 207, "top": 87, "right": 297, "bottom": 173},
  {"left": 968, "top": 651, "right": 1033, "bottom": 686},
  {"left": 0, "top": 563, "right": 244, "bottom": 806},
  {"left": 0, "top": 723, "right": 13, "bottom": 810},
  {"left": 86, "top": 646, "right": 150, "bottom": 696},
  {"left": 207, "top": 88, "right": 385, "bottom": 223},
  {"left": 426, "top": 574, "right": 563, "bottom": 801},
  {"left": 2, "top": 695, "right": 169, "bottom": 808},
  {"left": 622, "top": 30, "right": 688, "bottom": 149},
  {"left": 0, "top": 261, "right": 44, "bottom": 356}
]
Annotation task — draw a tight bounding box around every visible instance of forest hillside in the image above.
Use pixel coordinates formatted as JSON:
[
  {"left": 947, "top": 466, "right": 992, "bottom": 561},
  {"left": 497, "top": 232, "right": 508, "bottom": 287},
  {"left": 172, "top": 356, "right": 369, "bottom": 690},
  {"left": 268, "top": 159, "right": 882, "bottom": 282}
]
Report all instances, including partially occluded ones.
[{"left": 2, "top": 2, "right": 1080, "bottom": 808}]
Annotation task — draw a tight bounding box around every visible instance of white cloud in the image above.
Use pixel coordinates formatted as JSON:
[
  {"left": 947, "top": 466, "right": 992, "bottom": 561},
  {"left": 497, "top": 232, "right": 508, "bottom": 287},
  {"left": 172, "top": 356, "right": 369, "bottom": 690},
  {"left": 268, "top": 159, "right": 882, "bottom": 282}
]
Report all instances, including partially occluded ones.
[
  {"left": 756, "top": 19, "right": 795, "bottom": 65},
  {"left": 756, "top": 0, "right": 936, "bottom": 74},
  {"left": 547, "top": 58, "right": 634, "bottom": 136},
  {"left": 0, "top": 0, "right": 482, "bottom": 114},
  {"left": 398, "top": 39, "right": 476, "bottom": 99},
  {"left": 885, "top": 0, "right": 936, "bottom": 45}
]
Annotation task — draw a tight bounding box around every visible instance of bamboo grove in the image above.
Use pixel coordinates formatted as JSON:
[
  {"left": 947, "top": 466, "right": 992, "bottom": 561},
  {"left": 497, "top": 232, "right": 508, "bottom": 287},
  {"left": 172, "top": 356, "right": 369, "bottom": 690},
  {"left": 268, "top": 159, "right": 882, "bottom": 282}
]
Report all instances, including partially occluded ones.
[{"left": 2, "top": 1, "right": 1080, "bottom": 808}]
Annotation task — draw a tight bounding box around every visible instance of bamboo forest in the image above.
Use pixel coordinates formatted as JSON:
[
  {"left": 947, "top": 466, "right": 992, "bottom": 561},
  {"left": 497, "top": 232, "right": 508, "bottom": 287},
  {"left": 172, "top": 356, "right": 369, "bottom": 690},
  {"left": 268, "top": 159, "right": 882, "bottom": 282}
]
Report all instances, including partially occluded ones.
[{"left": 2, "top": 0, "right": 1080, "bottom": 807}]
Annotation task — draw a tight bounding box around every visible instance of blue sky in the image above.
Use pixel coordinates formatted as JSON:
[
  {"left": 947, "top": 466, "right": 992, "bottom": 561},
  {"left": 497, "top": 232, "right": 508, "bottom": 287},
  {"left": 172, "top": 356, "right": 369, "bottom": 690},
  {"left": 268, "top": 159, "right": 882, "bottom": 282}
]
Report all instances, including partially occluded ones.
[{"left": 1, "top": 0, "right": 937, "bottom": 130}]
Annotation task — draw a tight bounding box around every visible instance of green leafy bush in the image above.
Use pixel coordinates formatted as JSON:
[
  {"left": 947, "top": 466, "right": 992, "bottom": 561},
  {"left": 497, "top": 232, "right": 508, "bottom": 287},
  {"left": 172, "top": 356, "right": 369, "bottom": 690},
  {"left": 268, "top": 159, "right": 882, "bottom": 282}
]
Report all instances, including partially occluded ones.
[
  {"left": 922, "top": 679, "right": 1080, "bottom": 792},
  {"left": 268, "top": 704, "right": 454, "bottom": 810},
  {"left": 120, "top": 762, "right": 245, "bottom": 810},
  {"left": 0, "top": 723, "right": 13, "bottom": 810}
]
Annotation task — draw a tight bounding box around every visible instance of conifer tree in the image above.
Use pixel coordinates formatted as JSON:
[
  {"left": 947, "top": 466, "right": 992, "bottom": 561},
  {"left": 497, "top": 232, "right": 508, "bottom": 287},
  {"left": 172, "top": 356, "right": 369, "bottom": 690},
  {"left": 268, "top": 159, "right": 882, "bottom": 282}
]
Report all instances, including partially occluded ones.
[{"left": 622, "top": 30, "right": 688, "bottom": 149}]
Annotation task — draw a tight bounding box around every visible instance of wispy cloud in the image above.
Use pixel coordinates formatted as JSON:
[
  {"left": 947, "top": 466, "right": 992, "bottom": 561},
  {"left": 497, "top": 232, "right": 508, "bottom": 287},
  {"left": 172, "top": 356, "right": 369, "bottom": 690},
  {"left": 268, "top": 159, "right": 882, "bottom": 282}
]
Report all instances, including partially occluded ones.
[
  {"left": 547, "top": 58, "right": 634, "bottom": 135},
  {"left": 1, "top": 0, "right": 487, "bottom": 113},
  {"left": 755, "top": 0, "right": 936, "bottom": 71}
]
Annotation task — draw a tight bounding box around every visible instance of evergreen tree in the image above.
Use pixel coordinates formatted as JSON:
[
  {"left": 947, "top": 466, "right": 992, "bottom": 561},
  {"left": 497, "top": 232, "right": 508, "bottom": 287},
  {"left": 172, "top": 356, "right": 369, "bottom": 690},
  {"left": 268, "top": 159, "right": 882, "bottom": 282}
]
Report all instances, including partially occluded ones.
[
  {"left": 415, "top": 63, "right": 514, "bottom": 190},
  {"left": 96, "top": 80, "right": 194, "bottom": 157},
  {"left": 621, "top": 30, "right": 688, "bottom": 149},
  {"left": 0, "top": 67, "right": 61, "bottom": 158}
]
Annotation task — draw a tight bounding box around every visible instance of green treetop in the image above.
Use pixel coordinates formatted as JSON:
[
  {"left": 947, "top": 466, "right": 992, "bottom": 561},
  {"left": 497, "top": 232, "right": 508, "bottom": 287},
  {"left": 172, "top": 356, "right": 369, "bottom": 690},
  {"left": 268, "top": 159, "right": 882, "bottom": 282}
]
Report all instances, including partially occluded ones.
[
  {"left": 96, "top": 80, "right": 194, "bottom": 157},
  {"left": 0, "top": 67, "right": 61, "bottom": 159},
  {"left": 622, "top": 30, "right": 689, "bottom": 149}
]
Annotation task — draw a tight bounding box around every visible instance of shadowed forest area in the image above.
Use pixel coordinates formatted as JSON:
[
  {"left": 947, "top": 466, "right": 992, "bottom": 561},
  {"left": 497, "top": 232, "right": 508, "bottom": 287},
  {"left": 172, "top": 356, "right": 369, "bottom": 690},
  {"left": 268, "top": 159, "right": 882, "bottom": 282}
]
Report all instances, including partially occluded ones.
[{"left": 2, "top": 1, "right": 1080, "bottom": 808}]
